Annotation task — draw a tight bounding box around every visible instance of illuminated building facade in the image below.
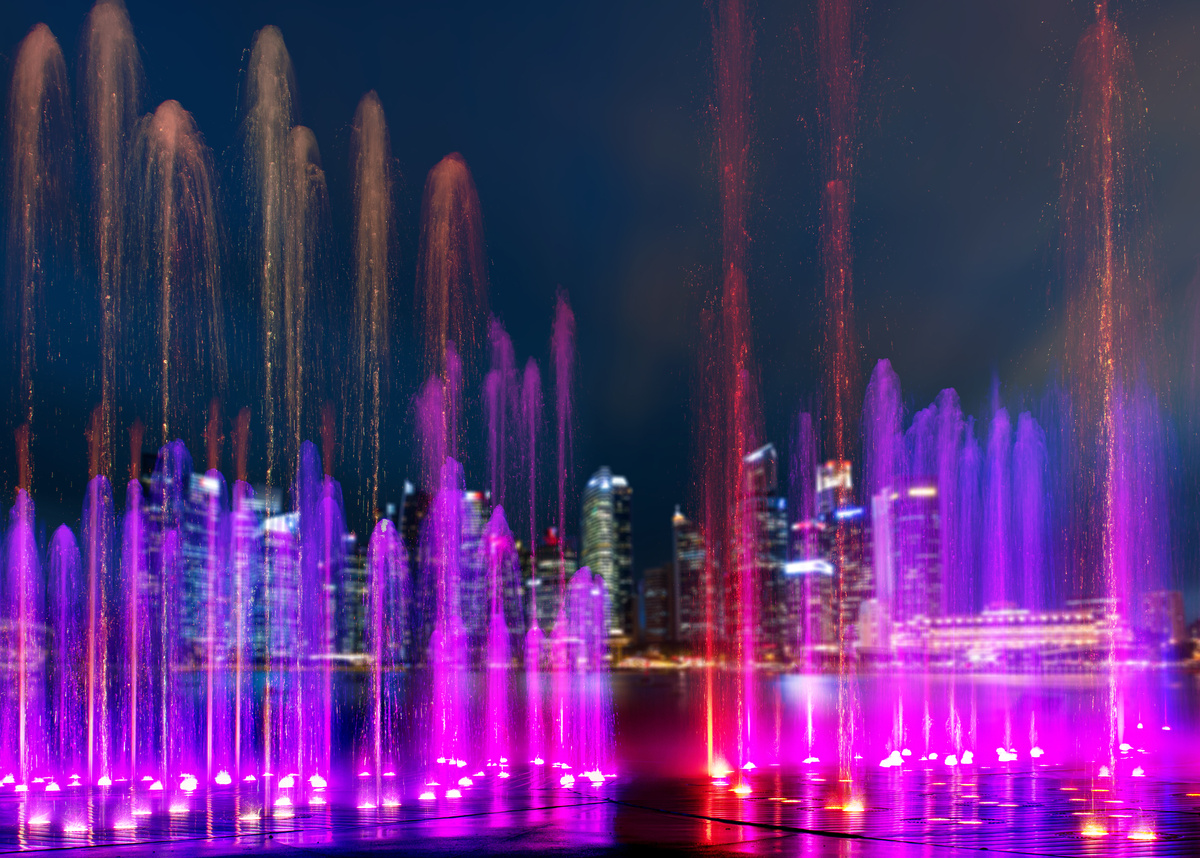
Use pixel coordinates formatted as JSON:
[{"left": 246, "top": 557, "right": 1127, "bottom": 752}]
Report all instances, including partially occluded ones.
[
  {"left": 889, "top": 603, "right": 1133, "bottom": 669},
  {"left": 580, "top": 467, "right": 633, "bottom": 637},
  {"left": 672, "top": 507, "right": 707, "bottom": 646}
]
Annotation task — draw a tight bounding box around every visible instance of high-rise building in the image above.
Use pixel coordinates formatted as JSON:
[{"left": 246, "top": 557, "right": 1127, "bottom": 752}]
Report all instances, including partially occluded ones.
[
  {"left": 337, "top": 532, "right": 368, "bottom": 655},
  {"left": 816, "top": 460, "right": 871, "bottom": 643},
  {"left": 531, "top": 527, "right": 577, "bottom": 633},
  {"left": 258, "top": 511, "right": 301, "bottom": 661},
  {"left": 742, "top": 444, "right": 788, "bottom": 658},
  {"left": 641, "top": 562, "right": 675, "bottom": 646},
  {"left": 580, "top": 467, "right": 633, "bottom": 637},
  {"left": 181, "top": 472, "right": 228, "bottom": 663},
  {"left": 672, "top": 507, "right": 707, "bottom": 647},
  {"left": 1139, "top": 590, "right": 1187, "bottom": 646},
  {"left": 816, "top": 460, "right": 853, "bottom": 518},
  {"left": 893, "top": 485, "right": 942, "bottom": 623}
]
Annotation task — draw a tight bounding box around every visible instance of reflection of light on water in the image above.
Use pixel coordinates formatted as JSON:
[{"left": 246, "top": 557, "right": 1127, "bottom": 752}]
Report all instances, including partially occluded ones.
[
  {"left": 1081, "top": 819, "right": 1108, "bottom": 837},
  {"left": 1129, "top": 827, "right": 1156, "bottom": 840},
  {"left": 732, "top": 783, "right": 751, "bottom": 796}
]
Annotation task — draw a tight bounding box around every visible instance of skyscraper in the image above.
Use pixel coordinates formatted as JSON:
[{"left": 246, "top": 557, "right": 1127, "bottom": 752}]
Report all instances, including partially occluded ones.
[
  {"left": 742, "top": 444, "right": 788, "bottom": 658},
  {"left": 580, "top": 467, "right": 633, "bottom": 637},
  {"left": 672, "top": 507, "right": 706, "bottom": 647},
  {"left": 641, "top": 562, "right": 675, "bottom": 646},
  {"left": 532, "top": 527, "right": 578, "bottom": 633}
]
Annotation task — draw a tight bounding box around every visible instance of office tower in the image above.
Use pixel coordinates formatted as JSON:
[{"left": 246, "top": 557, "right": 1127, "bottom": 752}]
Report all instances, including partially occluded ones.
[
  {"left": 816, "top": 460, "right": 853, "bottom": 518},
  {"left": 460, "top": 489, "right": 488, "bottom": 651},
  {"left": 742, "top": 444, "right": 788, "bottom": 658},
  {"left": 532, "top": 527, "right": 577, "bottom": 633},
  {"left": 672, "top": 507, "right": 706, "bottom": 647},
  {"left": 337, "top": 532, "right": 368, "bottom": 655},
  {"left": 893, "top": 485, "right": 942, "bottom": 623},
  {"left": 258, "top": 511, "right": 301, "bottom": 661},
  {"left": 180, "top": 472, "right": 227, "bottom": 663},
  {"left": 642, "top": 562, "right": 675, "bottom": 646},
  {"left": 580, "top": 467, "right": 633, "bottom": 637}
]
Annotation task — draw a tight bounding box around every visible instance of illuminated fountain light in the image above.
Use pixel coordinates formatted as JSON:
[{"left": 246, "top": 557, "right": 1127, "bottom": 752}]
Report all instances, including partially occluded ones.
[
  {"left": 180, "top": 776, "right": 198, "bottom": 791},
  {"left": 1129, "top": 827, "right": 1156, "bottom": 841},
  {"left": 802, "top": 756, "right": 820, "bottom": 764},
  {"left": 1132, "top": 767, "right": 1145, "bottom": 777},
  {"left": 29, "top": 816, "right": 50, "bottom": 826},
  {"left": 419, "top": 791, "right": 436, "bottom": 801},
  {"left": 1081, "top": 819, "right": 1108, "bottom": 837},
  {"left": 879, "top": 751, "right": 902, "bottom": 768},
  {"left": 15, "top": 785, "right": 28, "bottom": 793},
  {"left": 840, "top": 798, "right": 865, "bottom": 813},
  {"left": 731, "top": 783, "right": 751, "bottom": 796},
  {"left": 1, "top": 775, "right": 12, "bottom": 785},
  {"left": 112, "top": 819, "right": 135, "bottom": 830},
  {"left": 308, "top": 774, "right": 327, "bottom": 788},
  {"left": 383, "top": 799, "right": 400, "bottom": 808},
  {"left": 169, "top": 803, "right": 188, "bottom": 814},
  {"left": 278, "top": 775, "right": 295, "bottom": 789},
  {"left": 243, "top": 775, "right": 257, "bottom": 782},
  {"left": 1119, "top": 743, "right": 1132, "bottom": 752},
  {"left": 559, "top": 775, "right": 575, "bottom": 787},
  {"left": 498, "top": 771, "right": 511, "bottom": 779},
  {"left": 446, "top": 789, "right": 462, "bottom": 799},
  {"left": 46, "top": 782, "right": 61, "bottom": 792},
  {"left": 532, "top": 757, "right": 545, "bottom": 765},
  {"left": 945, "top": 755, "right": 959, "bottom": 767},
  {"left": 63, "top": 822, "right": 87, "bottom": 834},
  {"left": 97, "top": 776, "right": 112, "bottom": 787},
  {"left": 742, "top": 762, "right": 756, "bottom": 771},
  {"left": 961, "top": 751, "right": 974, "bottom": 764},
  {"left": 457, "top": 777, "right": 472, "bottom": 787},
  {"left": 1030, "top": 747, "right": 1044, "bottom": 758},
  {"left": 996, "top": 748, "right": 1018, "bottom": 763},
  {"left": 1099, "top": 766, "right": 1112, "bottom": 778},
  {"left": 149, "top": 780, "right": 164, "bottom": 791},
  {"left": 901, "top": 749, "right": 911, "bottom": 757},
  {"left": 214, "top": 771, "right": 232, "bottom": 785}
]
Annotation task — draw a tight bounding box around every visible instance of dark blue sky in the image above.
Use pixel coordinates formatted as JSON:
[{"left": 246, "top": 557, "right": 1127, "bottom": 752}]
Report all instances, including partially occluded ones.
[{"left": 5, "top": 1, "right": 1200, "bottom": 578}]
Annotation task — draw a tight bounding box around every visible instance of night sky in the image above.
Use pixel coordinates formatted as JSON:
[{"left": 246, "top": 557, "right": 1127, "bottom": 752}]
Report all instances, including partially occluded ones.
[{"left": 4, "top": 1, "right": 1200, "bottom": 587}]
